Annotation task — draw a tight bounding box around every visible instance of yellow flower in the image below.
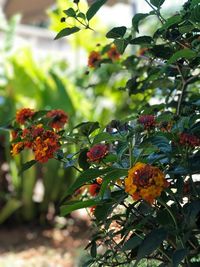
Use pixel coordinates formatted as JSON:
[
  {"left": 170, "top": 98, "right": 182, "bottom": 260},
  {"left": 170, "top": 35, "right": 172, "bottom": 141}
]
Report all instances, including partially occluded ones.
[{"left": 125, "top": 162, "right": 169, "bottom": 204}]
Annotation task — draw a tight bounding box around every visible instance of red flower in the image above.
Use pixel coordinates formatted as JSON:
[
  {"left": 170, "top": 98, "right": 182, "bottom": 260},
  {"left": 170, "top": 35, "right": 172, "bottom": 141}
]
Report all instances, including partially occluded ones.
[
  {"left": 87, "top": 144, "right": 108, "bottom": 163},
  {"left": 107, "top": 45, "right": 120, "bottom": 61},
  {"left": 32, "top": 130, "right": 60, "bottom": 163},
  {"left": 46, "top": 109, "right": 68, "bottom": 130},
  {"left": 89, "top": 183, "right": 101, "bottom": 196},
  {"left": 179, "top": 133, "right": 200, "bottom": 148},
  {"left": 138, "top": 115, "right": 156, "bottom": 130},
  {"left": 16, "top": 108, "right": 35, "bottom": 124},
  {"left": 88, "top": 51, "right": 101, "bottom": 68}
]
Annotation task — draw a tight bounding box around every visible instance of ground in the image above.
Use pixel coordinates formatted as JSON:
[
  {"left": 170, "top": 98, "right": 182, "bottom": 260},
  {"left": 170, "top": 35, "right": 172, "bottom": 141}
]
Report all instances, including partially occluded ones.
[{"left": 0, "top": 213, "right": 90, "bottom": 267}]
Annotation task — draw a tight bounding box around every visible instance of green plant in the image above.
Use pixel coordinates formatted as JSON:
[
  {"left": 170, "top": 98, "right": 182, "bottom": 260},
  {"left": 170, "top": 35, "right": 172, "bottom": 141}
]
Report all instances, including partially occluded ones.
[{"left": 8, "top": 0, "right": 200, "bottom": 266}]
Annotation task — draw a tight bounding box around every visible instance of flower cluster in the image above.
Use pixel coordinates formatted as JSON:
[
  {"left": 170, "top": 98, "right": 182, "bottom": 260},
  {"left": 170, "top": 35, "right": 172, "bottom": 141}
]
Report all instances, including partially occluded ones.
[
  {"left": 11, "top": 108, "right": 68, "bottom": 163},
  {"left": 179, "top": 132, "right": 200, "bottom": 148},
  {"left": 138, "top": 115, "right": 156, "bottom": 130},
  {"left": 88, "top": 44, "right": 120, "bottom": 68},
  {"left": 125, "top": 162, "right": 169, "bottom": 204},
  {"left": 87, "top": 144, "right": 108, "bottom": 163}
]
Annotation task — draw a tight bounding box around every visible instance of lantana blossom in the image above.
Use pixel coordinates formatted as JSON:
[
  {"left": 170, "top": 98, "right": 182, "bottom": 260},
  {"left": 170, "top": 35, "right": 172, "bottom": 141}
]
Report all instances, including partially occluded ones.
[{"left": 125, "top": 162, "right": 169, "bottom": 204}]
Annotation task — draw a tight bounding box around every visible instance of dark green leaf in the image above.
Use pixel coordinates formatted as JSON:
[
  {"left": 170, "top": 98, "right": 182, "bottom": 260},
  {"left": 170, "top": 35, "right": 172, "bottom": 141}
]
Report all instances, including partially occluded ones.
[
  {"left": 93, "top": 132, "right": 122, "bottom": 144},
  {"left": 168, "top": 49, "right": 196, "bottom": 64},
  {"left": 150, "top": 0, "right": 165, "bottom": 8},
  {"left": 121, "top": 236, "right": 143, "bottom": 251},
  {"left": 90, "top": 241, "right": 97, "bottom": 258},
  {"left": 130, "top": 36, "right": 153, "bottom": 45},
  {"left": 78, "top": 148, "right": 90, "bottom": 170},
  {"left": 106, "top": 26, "right": 127, "bottom": 39},
  {"left": 63, "top": 8, "right": 76, "bottom": 17},
  {"left": 86, "top": 0, "right": 107, "bottom": 21},
  {"left": 191, "top": 5, "right": 200, "bottom": 22},
  {"left": 19, "top": 160, "right": 37, "bottom": 174},
  {"left": 160, "top": 15, "right": 182, "bottom": 30},
  {"left": 144, "top": 135, "right": 171, "bottom": 153},
  {"left": 54, "top": 27, "right": 80, "bottom": 40},
  {"left": 132, "top": 13, "right": 152, "bottom": 33},
  {"left": 74, "top": 121, "right": 100, "bottom": 136},
  {"left": 77, "top": 12, "right": 86, "bottom": 20},
  {"left": 135, "top": 228, "right": 167, "bottom": 264},
  {"left": 114, "top": 38, "right": 128, "bottom": 54},
  {"left": 60, "top": 199, "right": 101, "bottom": 216},
  {"left": 172, "top": 249, "right": 188, "bottom": 267}
]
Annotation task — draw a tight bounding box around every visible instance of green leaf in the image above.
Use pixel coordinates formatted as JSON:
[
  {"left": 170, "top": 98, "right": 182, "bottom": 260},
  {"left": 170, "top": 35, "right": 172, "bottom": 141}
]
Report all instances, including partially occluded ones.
[
  {"left": 168, "top": 49, "right": 196, "bottom": 64},
  {"left": 130, "top": 36, "right": 153, "bottom": 45},
  {"left": 75, "top": 121, "right": 100, "bottom": 136},
  {"left": 19, "top": 160, "right": 37, "bottom": 174},
  {"left": 93, "top": 132, "right": 122, "bottom": 144},
  {"left": 150, "top": 0, "right": 165, "bottom": 8},
  {"left": 144, "top": 135, "right": 171, "bottom": 153},
  {"left": 191, "top": 4, "right": 200, "bottom": 22},
  {"left": 54, "top": 27, "right": 80, "bottom": 40},
  {"left": 135, "top": 228, "right": 167, "bottom": 265},
  {"left": 160, "top": 15, "right": 182, "bottom": 30},
  {"left": 90, "top": 241, "right": 97, "bottom": 258},
  {"left": 114, "top": 38, "right": 128, "bottom": 54},
  {"left": 172, "top": 249, "right": 188, "bottom": 267},
  {"left": 60, "top": 167, "right": 113, "bottom": 201},
  {"left": 86, "top": 0, "right": 107, "bottom": 21},
  {"left": 121, "top": 236, "right": 143, "bottom": 251},
  {"left": 78, "top": 148, "right": 90, "bottom": 170},
  {"left": 106, "top": 26, "right": 127, "bottom": 39},
  {"left": 63, "top": 8, "right": 76, "bottom": 17},
  {"left": 77, "top": 12, "right": 86, "bottom": 20},
  {"left": 60, "top": 199, "right": 101, "bottom": 216},
  {"left": 132, "top": 13, "right": 152, "bottom": 33}
]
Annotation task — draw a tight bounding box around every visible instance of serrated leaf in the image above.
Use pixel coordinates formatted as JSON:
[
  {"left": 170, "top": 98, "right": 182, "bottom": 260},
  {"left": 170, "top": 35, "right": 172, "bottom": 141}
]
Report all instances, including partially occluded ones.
[
  {"left": 86, "top": 0, "right": 107, "bottom": 21},
  {"left": 130, "top": 36, "right": 153, "bottom": 45},
  {"left": 135, "top": 228, "right": 167, "bottom": 264},
  {"left": 54, "top": 27, "right": 80, "bottom": 40},
  {"left": 19, "top": 160, "right": 37, "bottom": 174},
  {"left": 172, "top": 249, "right": 188, "bottom": 267},
  {"left": 106, "top": 26, "right": 127, "bottom": 39},
  {"left": 60, "top": 199, "right": 101, "bottom": 216},
  {"left": 168, "top": 49, "right": 196, "bottom": 64},
  {"left": 150, "top": 0, "right": 165, "bottom": 8}
]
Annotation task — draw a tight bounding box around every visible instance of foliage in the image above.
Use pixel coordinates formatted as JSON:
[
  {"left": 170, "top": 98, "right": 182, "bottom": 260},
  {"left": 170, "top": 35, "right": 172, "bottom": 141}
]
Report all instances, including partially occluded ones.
[{"left": 7, "top": 0, "right": 200, "bottom": 266}]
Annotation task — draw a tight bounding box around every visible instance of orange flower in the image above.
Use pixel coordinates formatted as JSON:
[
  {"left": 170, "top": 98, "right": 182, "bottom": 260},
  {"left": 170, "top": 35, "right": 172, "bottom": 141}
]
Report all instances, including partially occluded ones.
[
  {"left": 179, "top": 133, "right": 200, "bottom": 148},
  {"left": 125, "top": 162, "right": 169, "bottom": 204},
  {"left": 88, "top": 51, "right": 101, "bottom": 68},
  {"left": 32, "top": 130, "right": 60, "bottom": 163},
  {"left": 138, "top": 115, "right": 156, "bottom": 130},
  {"left": 16, "top": 108, "right": 35, "bottom": 124},
  {"left": 46, "top": 109, "right": 68, "bottom": 130},
  {"left": 107, "top": 45, "right": 120, "bottom": 60},
  {"left": 11, "top": 142, "right": 24, "bottom": 155},
  {"left": 87, "top": 144, "right": 108, "bottom": 163}
]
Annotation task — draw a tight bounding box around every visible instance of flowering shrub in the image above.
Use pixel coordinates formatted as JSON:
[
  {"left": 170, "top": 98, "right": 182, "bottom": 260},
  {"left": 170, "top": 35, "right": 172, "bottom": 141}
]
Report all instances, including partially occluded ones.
[{"left": 10, "top": 0, "right": 200, "bottom": 266}]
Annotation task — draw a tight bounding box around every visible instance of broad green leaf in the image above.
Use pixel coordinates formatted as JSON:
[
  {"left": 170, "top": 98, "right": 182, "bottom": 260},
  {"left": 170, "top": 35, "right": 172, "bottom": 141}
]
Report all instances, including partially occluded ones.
[
  {"left": 150, "top": 0, "right": 165, "bottom": 8},
  {"left": 114, "top": 38, "right": 128, "bottom": 54},
  {"left": 86, "top": 0, "right": 107, "bottom": 21},
  {"left": 168, "top": 49, "right": 196, "bottom": 64},
  {"left": 93, "top": 132, "right": 123, "bottom": 144},
  {"left": 191, "top": 5, "right": 200, "bottom": 22},
  {"left": 63, "top": 8, "right": 76, "bottom": 17},
  {"left": 90, "top": 241, "right": 97, "bottom": 258},
  {"left": 161, "top": 15, "right": 182, "bottom": 30},
  {"left": 135, "top": 228, "right": 167, "bottom": 264},
  {"left": 60, "top": 199, "right": 101, "bottom": 216},
  {"left": 130, "top": 36, "right": 153, "bottom": 45},
  {"left": 54, "top": 27, "right": 80, "bottom": 40},
  {"left": 121, "top": 236, "right": 143, "bottom": 251},
  {"left": 144, "top": 135, "right": 171, "bottom": 153},
  {"left": 191, "top": 0, "right": 200, "bottom": 8},
  {"left": 172, "top": 249, "right": 188, "bottom": 267},
  {"left": 106, "top": 26, "right": 127, "bottom": 39},
  {"left": 19, "top": 160, "right": 37, "bottom": 174},
  {"left": 60, "top": 167, "right": 113, "bottom": 201},
  {"left": 74, "top": 121, "right": 100, "bottom": 136},
  {"left": 99, "top": 168, "right": 128, "bottom": 197},
  {"left": 132, "top": 13, "right": 152, "bottom": 33}
]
